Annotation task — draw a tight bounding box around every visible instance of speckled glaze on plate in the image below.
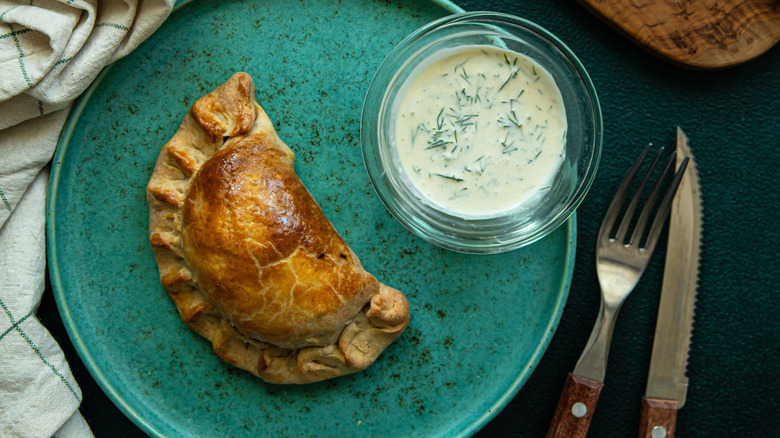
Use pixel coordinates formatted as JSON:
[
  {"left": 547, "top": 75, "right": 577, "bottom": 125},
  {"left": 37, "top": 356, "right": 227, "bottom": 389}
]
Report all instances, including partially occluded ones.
[{"left": 46, "top": 0, "right": 576, "bottom": 436}]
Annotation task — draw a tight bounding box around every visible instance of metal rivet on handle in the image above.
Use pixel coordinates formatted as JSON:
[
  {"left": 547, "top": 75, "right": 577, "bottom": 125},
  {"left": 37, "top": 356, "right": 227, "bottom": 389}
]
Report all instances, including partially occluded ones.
[
  {"left": 651, "top": 426, "right": 667, "bottom": 438},
  {"left": 571, "top": 402, "right": 587, "bottom": 418}
]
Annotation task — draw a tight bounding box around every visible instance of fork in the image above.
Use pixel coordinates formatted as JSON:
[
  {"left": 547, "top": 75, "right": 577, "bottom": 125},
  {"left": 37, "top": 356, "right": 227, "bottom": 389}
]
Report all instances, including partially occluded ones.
[{"left": 546, "top": 145, "right": 689, "bottom": 438}]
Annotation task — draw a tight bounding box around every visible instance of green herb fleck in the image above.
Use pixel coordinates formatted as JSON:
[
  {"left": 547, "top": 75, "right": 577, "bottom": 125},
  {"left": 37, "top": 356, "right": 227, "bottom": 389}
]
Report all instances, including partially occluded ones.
[
  {"left": 498, "top": 70, "right": 519, "bottom": 92},
  {"left": 432, "top": 173, "right": 464, "bottom": 182}
]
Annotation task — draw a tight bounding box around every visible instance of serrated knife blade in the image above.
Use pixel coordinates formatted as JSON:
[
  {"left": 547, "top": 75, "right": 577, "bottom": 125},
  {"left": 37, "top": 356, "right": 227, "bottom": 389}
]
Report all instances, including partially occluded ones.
[{"left": 638, "top": 127, "right": 702, "bottom": 438}]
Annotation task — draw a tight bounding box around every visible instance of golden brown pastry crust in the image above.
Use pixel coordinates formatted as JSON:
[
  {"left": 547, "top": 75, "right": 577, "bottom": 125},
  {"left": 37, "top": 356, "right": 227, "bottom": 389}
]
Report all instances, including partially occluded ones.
[{"left": 147, "top": 72, "right": 410, "bottom": 384}]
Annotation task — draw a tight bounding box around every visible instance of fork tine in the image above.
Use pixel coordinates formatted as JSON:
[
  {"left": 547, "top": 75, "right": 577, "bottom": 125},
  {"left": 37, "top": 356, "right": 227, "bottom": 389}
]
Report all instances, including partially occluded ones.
[
  {"left": 628, "top": 150, "right": 677, "bottom": 246},
  {"left": 613, "top": 147, "right": 665, "bottom": 243},
  {"left": 598, "top": 144, "right": 652, "bottom": 241},
  {"left": 642, "top": 155, "right": 689, "bottom": 253}
]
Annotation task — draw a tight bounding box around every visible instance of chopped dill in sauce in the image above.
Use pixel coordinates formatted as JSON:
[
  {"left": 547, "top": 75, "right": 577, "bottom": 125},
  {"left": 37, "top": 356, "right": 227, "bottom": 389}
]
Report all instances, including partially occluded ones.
[{"left": 392, "top": 45, "right": 567, "bottom": 217}]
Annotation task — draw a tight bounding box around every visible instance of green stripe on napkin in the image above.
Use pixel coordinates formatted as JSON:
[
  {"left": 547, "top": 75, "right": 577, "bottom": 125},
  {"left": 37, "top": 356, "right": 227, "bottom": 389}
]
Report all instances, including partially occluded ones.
[
  {"left": 0, "top": 186, "right": 11, "bottom": 213},
  {"left": 0, "top": 297, "right": 81, "bottom": 402}
]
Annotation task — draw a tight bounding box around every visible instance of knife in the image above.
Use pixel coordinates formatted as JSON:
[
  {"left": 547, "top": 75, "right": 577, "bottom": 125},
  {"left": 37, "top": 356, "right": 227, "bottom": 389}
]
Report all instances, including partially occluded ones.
[{"left": 638, "top": 127, "right": 702, "bottom": 438}]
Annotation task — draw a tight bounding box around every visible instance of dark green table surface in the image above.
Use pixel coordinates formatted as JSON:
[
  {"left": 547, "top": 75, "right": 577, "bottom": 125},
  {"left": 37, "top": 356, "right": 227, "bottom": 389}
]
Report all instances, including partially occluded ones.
[{"left": 39, "top": 0, "right": 779, "bottom": 436}]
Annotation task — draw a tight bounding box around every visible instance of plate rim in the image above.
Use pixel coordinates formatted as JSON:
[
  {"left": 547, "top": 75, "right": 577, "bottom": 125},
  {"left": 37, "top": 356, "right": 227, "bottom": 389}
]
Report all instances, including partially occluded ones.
[
  {"left": 47, "top": 67, "right": 165, "bottom": 435},
  {"left": 45, "top": 1, "right": 576, "bottom": 436}
]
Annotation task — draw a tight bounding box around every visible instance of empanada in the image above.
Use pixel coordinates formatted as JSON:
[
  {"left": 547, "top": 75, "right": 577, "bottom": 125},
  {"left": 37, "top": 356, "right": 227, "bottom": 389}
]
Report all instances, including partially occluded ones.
[{"left": 146, "top": 72, "right": 410, "bottom": 384}]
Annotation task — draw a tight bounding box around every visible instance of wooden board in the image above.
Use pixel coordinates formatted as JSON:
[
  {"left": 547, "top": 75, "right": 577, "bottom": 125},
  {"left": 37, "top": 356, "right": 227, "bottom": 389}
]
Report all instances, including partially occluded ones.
[{"left": 577, "top": 0, "right": 780, "bottom": 69}]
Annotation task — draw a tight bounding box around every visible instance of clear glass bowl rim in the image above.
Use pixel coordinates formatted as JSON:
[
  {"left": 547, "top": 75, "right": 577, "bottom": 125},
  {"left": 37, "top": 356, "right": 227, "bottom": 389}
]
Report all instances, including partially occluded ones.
[{"left": 360, "top": 11, "right": 603, "bottom": 253}]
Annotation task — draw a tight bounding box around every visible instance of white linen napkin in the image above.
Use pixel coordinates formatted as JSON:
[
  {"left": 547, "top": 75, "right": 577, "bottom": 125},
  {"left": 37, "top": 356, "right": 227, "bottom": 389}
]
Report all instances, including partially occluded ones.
[{"left": 0, "top": 0, "right": 174, "bottom": 436}]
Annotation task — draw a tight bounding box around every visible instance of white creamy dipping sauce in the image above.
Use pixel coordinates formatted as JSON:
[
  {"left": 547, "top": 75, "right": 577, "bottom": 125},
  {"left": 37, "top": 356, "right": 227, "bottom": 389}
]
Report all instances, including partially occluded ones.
[{"left": 391, "top": 45, "right": 567, "bottom": 217}]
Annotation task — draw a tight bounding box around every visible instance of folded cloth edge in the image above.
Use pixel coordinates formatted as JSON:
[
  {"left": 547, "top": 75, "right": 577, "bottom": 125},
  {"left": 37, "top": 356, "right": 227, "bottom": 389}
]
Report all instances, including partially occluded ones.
[{"left": 0, "top": 0, "right": 176, "bottom": 436}]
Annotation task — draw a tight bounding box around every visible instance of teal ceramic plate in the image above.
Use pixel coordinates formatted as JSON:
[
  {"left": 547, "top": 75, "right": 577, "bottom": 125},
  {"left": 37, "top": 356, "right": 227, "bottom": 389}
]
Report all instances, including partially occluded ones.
[{"left": 47, "top": 0, "right": 576, "bottom": 436}]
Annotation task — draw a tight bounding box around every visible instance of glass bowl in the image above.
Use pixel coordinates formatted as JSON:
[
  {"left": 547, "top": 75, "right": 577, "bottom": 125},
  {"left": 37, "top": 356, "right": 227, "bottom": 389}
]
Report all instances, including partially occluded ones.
[{"left": 360, "top": 11, "right": 602, "bottom": 253}]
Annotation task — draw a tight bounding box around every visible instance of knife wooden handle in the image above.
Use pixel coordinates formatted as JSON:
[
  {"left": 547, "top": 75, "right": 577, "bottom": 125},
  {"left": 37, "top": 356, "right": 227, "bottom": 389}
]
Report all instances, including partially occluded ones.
[
  {"left": 638, "top": 397, "right": 678, "bottom": 438},
  {"left": 546, "top": 373, "right": 604, "bottom": 438}
]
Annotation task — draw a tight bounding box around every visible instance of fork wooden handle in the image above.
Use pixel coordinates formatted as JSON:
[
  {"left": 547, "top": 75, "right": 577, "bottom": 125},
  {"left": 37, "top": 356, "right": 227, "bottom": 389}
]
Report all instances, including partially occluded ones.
[
  {"left": 546, "top": 373, "right": 604, "bottom": 438},
  {"left": 638, "top": 397, "right": 678, "bottom": 438}
]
